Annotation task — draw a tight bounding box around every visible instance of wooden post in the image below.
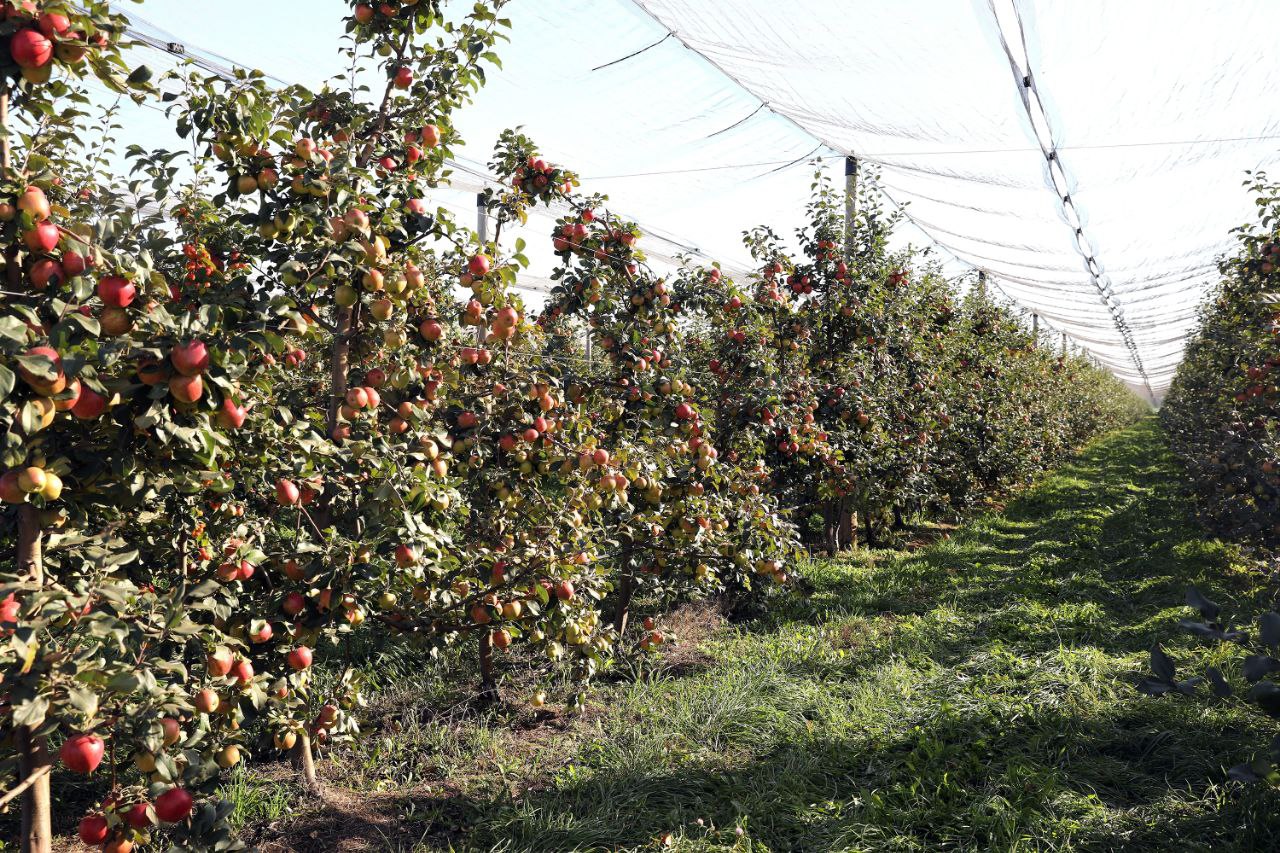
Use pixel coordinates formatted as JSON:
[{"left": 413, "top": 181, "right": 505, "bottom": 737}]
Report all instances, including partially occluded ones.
[
  {"left": 1032, "top": 313, "right": 1039, "bottom": 336},
  {"left": 843, "top": 155, "right": 858, "bottom": 257},
  {"left": 832, "top": 156, "right": 860, "bottom": 550},
  {"left": 475, "top": 193, "right": 487, "bottom": 347}
]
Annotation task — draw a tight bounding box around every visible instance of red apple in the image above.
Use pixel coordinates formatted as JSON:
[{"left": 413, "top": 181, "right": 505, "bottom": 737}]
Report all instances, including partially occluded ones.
[
  {"left": 16, "top": 185, "right": 48, "bottom": 220},
  {"left": 420, "top": 319, "right": 443, "bottom": 341},
  {"left": 28, "top": 257, "right": 62, "bottom": 290},
  {"left": 10, "top": 29, "right": 51, "bottom": 68},
  {"left": 59, "top": 733, "right": 105, "bottom": 773},
  {"left": 79, "top": 815, "right": 109, "bottom": 845},
  {"left": 171, "top": 339, "right": 209, "bottom": 376},
  {"left": 154, "top": 787, "right": 193, "bottom": 823},
  {"left": 18, "top": 345, "right": 64, "bottom": 394},
  {"left": 420, "top": 124, "right": 441, "bottom": 147},
  {"left": 97, "top": 275, "right": 136, "bottom": 307},
  {"left": 468, "top": 254, "right": 491, "bottom": 277},
  {"left": 24, "top": 221, "right": 59, "bottom": 253},
  {"left": 282, "top": 591, "right": 306, "bottom": 616},
  {"left": 216, "top": 398, "right": 246, "bottom": 429},
  {"left": 38, "top": 13, "right": 70, "bottom": 37},
  {"left": 230, "top": 658, "right": 254, "bottom": 685},
  {"left": 207, "top": 646, "right": 233, "bottom": 676},
  {"left": 393, "top": 66, "right": 413, "bottom": 88},
  {"left": 125, "top": 802, "right": 152, "bottom": 829},
  {"left": 169, "top": 374, "right": 203, "bottom": 404},
  {"left": 276, "top": 478, "right": 300, "bottom": 505},
  {"left": 287, "top": 646, "right": 313, "bottom": 670}
]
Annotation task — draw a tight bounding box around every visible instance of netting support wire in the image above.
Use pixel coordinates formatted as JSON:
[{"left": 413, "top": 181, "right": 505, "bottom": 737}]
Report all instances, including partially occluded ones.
[
  {"left": 985, "top": 0, "right": 1153, "bottom": 399},
  {"left": 844, "top": 156, "right": 859, "bottom": 257},
  {"left": 591, "top": 32, "right": 672, "bottom": 72},
  {"left": 705, "top": 103, "right": 766, "bottom": 139}
]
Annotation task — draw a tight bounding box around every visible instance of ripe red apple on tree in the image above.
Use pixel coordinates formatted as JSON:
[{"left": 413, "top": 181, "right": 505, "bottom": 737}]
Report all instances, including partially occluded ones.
[
  {"left": 79, "top": 815, "right": 109, "bottom": 845},
  {"left": 28, "top": 257, "right": 62, "bottom": 290},
  {"left": 230, "top": 658, "right": 254, "bottom": 686},
  {"left": 18, "top": 345, "right": 65, "bottom": 395},
  {"left": 276, "top": 478, "right": 300, "bottom": 505},
  {"left": 216, "top": 398, "right": 247, "bottom": 429},
  {"left": 206, "top": 647, "right": 233, "bottom": 677},
  {"left": 171, "top": 339, "right": 210, "bottom": 375},
  {"left": 282, "top": 591, "right": 306, "bottom": 616},
  {"left": 394, "top": 66, "right": 413, "bottom": 88},
  {"left": 37, "top": 12, "right": 70, "bottom": 36},
  {"left": 23, "top": 221, "right": 58, "bottom": 252},
  {"left": 154, "top": 788, "right": 194, "bottom": 823},
  {"left": 10, "top": 29, "right": 51, "bottom": 68},
  {"left": 193, "top": 688, "right": 219, "bottom": 714},
  {"left": 97, "top": 275, "right": 136, "bottom": 307},
  {"left": 288, "top": 646, "right": 313, "bottom": 670},
  {"left": 17, "top": 185, "right": 49, "bottom": 220},
  {"left": 468, "top": 253, "right": 491, "bottom": 277},
  {"left": 125, "top": 802, "right": 152, "bottom": 829},
  {"left": 59, "top": 733, "right": 105, "bottom": 773},
  {"left": 169, "top": 373, "right": 203, "bottom": 404}
]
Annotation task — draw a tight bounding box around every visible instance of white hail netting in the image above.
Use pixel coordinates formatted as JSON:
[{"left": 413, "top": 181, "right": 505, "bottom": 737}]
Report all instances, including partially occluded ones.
[
  {"left": 624, "top": 0, "right": 1280, "bottom": 400},
  {"left": 102, "top": 1, "right": 1280, "bottom": 400}
]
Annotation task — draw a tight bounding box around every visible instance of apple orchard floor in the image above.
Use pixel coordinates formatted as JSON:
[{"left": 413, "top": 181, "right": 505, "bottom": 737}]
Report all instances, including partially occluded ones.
[{"left": 225, "top": 419, "right": 1280, "bottom": 853}]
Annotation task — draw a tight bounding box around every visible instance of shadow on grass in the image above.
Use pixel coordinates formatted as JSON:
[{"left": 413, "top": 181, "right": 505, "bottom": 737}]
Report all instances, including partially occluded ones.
[
  {"left": 456, "top": 697, "right": 1280, "bottom": 852},
  {"left": 264, "top": 421, "right": 1280, "bottom": 852}
]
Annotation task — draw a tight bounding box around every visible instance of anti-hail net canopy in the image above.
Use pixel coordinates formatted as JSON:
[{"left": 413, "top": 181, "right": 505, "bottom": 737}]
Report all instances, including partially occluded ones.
[
  {"left": 106, "top": 0, "right": 1280, "bottom": 401},
  {"left": 618, "top": 0, "right": 1280, "bottom": 400}
]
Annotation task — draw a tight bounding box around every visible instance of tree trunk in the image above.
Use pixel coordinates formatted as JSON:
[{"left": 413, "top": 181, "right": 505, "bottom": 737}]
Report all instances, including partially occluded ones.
[
  {"left": 822, "top": 501, "right": 839, "bottom": 555},
  {"left": 302, "top": 303, "right": 353, "bottom": 787},
  {"left": 325, "top": 304, "right": 353, "bottom": 436},
  {"left": 478, "top": 631, "right": 499, "bottom": 702},
  {"left": 290, "top": 731, "right": 319, "bottom": 790},
  {"left": 16, "top": 506, "right": 50, "bottom": 853},
  {"left": 613, "top": 553, "right": 635, "bottom": 636},
  {"left": 838, "top": 499, "right": 857, "bottom": 549},
  {"left": 863, "top": 504, "right": 878, "bottom": 547}
]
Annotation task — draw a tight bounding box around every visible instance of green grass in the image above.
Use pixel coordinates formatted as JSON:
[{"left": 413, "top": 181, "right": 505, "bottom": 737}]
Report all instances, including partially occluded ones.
[{"left": 255, "top": 419, "right": 1280, "bottom": 852}]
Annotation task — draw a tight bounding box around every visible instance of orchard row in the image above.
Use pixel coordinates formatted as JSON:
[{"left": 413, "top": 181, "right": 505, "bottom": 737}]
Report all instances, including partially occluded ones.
[
  {"left": 0, "top": 1, "right": 1142, "bottom": 850},
  {"left": 1161, "top": 172, "right": 1280, "bottom": 545}
]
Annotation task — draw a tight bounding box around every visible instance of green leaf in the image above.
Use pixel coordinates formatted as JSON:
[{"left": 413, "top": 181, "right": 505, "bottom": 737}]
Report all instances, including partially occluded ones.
[
  {"left": 0, "top": 364, "right": 14, "bottom": 404},
  {"left": 12, "top": 695, "right": 49, "bottom": 728}
]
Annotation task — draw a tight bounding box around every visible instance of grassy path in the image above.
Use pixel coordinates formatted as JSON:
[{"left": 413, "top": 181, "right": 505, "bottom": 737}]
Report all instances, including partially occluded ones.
[{"left": 261, "top": 420, "right": 1280, "bottom": 851}]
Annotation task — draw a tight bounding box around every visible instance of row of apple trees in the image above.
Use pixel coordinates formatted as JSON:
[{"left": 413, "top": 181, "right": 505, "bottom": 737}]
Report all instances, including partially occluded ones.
[
  {"left": 0, "top": 0, "right": 1143, "bottom": 850},
  {"left": 1141, "top": 173, "right": 1280, "bottom": 783}
]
